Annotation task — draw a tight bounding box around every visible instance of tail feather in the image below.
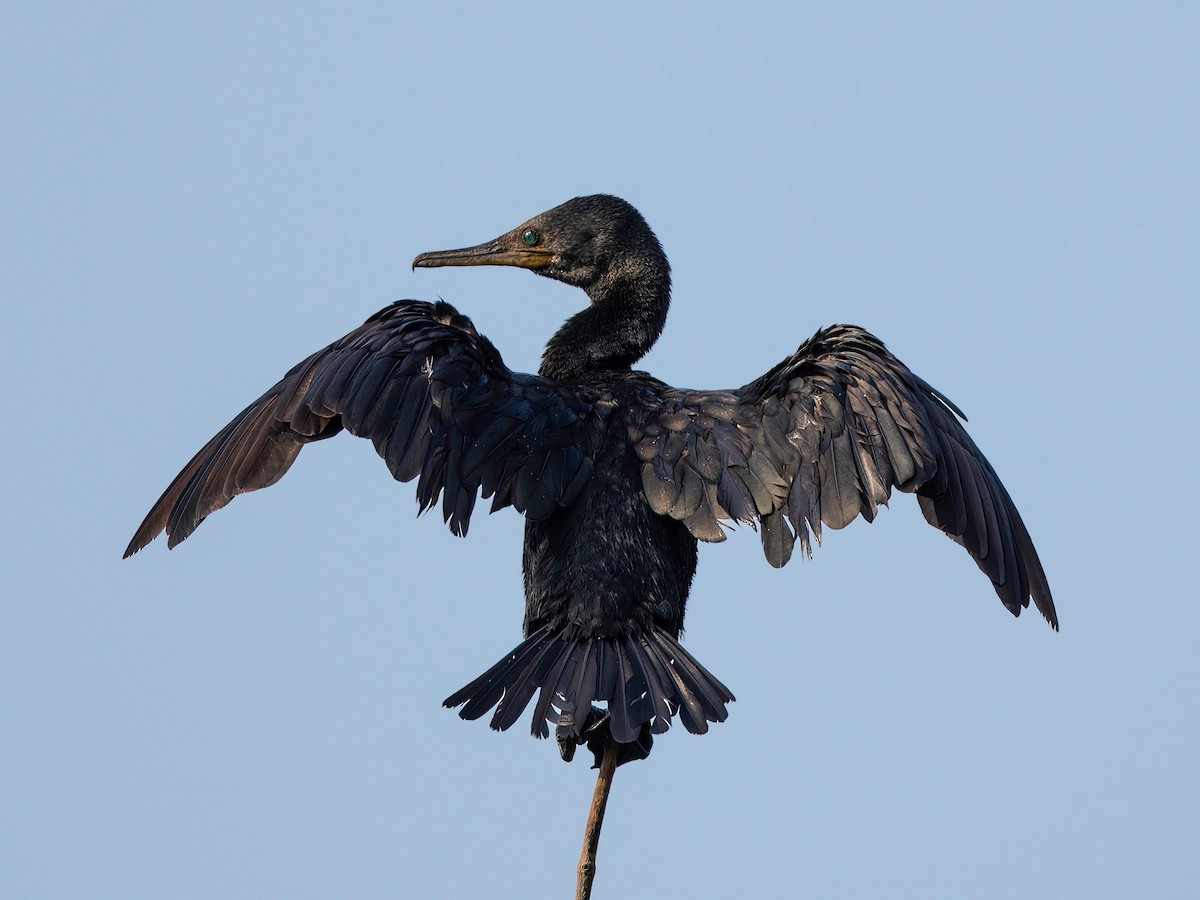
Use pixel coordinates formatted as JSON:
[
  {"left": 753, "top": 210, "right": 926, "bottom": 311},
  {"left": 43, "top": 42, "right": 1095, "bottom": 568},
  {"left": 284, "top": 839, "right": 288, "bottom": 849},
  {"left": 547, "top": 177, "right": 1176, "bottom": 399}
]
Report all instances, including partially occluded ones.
[
  {"left": 654, "top": 631, "right": 735, "bottom": 727},
  {"left": 489, "top": 637, "right": 560, "bottom": 731},
  {"left": 490, "top": 631, "right": 570, "bottom": 731},
  {"left": 528, "top": 642, "right": 579, "bottom": 738},
  {"left": 641, "top": 633, "right": 708, "bottom": 734},
  {"left": 559, "top": 642, "right": 600, "bottom": 737},
  {"left": 445, "top": 628, "right": 555, "bottom": 721},
  {"left": 609, "top": 644, "right": 636, "bottom": 743},
  {"left": 443, "top": 625, "right": 735, "bottom": 745},
  {"left": 624, "top": 636, "right": 675, "bottom": 735}
]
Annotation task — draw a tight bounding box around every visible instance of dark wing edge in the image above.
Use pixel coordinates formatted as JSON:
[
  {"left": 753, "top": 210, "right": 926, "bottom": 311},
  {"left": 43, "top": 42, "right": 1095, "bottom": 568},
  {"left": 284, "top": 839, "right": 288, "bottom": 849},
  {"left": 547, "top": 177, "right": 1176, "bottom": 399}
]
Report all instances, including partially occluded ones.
[
  {"left": 631, "top": 325, "right": 1057, "bottom": 629},
  {"left": 124, "top": 300, "right": 605, "bottom": 558}
]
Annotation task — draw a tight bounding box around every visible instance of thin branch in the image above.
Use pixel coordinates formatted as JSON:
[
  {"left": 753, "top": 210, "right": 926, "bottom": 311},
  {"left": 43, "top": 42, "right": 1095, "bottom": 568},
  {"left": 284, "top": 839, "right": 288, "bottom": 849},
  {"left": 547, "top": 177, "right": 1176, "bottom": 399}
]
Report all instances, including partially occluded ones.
[{"left": 576, "top": 741, "right": 620, "bottom": 900}]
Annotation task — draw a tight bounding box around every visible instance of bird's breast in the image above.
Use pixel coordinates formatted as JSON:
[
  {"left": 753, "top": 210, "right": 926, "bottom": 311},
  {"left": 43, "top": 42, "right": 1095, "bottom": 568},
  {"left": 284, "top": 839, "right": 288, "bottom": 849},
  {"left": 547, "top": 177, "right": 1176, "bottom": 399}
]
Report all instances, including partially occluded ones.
[{"left": 521, "top": 409, "right": 697, "bottom": 640}]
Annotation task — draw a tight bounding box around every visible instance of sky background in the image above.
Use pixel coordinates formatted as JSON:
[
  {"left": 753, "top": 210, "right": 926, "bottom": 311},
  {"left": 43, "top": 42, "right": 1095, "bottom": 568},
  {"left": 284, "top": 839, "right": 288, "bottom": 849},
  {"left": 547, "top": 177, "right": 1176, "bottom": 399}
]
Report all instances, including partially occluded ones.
[{"left": 3, "top": 4, "right": 1198, "bottom": 898}]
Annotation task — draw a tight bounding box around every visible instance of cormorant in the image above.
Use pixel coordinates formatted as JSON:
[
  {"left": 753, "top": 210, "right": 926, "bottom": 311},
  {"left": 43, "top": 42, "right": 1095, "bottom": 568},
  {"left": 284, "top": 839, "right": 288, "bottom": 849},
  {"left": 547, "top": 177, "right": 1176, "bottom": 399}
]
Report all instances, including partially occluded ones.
[{"left": 125, "top": 194, "right": 1056, "bottom": 760}]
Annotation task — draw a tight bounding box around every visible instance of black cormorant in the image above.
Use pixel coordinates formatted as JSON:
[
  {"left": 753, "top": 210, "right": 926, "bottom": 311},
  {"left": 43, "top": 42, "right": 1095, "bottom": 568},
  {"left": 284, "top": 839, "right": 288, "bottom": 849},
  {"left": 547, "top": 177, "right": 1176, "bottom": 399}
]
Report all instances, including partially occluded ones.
[{"left": 125, "top": 195, "right": 1056, "bottom": 759}]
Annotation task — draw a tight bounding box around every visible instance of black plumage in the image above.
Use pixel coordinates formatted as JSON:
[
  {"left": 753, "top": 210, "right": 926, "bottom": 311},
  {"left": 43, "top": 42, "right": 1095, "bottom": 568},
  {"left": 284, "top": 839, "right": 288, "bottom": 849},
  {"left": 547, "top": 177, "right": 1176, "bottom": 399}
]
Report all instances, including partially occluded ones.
[{"left": 125, "top": 194, "right": 1055, "bottom": 754}]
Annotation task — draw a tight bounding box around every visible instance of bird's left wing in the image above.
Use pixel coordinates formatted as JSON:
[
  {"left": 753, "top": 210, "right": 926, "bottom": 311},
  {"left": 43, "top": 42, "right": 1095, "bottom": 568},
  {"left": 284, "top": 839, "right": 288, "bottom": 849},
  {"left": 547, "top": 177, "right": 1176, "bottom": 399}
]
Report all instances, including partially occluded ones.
[
  {"left": 125, "top": 300, "right": 606, "bottom": 556},
  {"left": 629, "top": 325, "right": 1056, "bottom": 627}
]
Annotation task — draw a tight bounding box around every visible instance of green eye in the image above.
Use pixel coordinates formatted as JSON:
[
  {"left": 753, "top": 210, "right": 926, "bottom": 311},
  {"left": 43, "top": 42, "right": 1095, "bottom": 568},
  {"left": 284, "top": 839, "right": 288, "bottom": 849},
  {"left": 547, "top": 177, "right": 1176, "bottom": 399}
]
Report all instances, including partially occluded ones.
[{"left": 522, "top": 229, "right": 539, "bottom": 246}]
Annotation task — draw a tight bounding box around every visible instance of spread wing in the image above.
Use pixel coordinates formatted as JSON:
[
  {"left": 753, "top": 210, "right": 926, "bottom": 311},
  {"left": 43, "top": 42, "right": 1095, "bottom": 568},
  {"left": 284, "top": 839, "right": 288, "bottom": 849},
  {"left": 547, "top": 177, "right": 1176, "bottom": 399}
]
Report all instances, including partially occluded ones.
[
  {"left": 630, "top": 325, "right": 1056, "bottom": 628},
  {"left": 125, "top": 300, "right": 606, "bottom": 556}
]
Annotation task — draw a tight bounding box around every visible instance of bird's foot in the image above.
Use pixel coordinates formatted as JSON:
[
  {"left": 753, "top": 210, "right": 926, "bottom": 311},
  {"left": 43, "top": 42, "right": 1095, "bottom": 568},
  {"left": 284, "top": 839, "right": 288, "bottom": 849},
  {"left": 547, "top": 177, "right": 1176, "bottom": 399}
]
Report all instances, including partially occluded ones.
[{"left": 556, "top": 705, "right": 653, "bottom": 769}]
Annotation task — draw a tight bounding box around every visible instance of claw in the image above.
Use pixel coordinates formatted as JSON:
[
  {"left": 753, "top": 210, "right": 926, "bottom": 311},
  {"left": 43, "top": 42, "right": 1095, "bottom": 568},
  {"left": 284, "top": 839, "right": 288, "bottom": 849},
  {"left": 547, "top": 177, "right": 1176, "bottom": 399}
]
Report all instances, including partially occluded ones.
[
  {"left": 557, "top": 729, "right": 580, "bottom": 763},
  {"left": 556, "top": 705, "right": 654, "bottom": 768}
]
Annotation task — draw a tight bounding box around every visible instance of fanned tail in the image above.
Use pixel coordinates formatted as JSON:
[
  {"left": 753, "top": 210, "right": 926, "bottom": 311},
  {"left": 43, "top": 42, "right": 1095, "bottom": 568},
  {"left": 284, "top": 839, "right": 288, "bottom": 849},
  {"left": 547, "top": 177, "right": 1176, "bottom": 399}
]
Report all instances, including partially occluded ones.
[{"left": 443, "top": 625, "right": 734, "bottom": 744}]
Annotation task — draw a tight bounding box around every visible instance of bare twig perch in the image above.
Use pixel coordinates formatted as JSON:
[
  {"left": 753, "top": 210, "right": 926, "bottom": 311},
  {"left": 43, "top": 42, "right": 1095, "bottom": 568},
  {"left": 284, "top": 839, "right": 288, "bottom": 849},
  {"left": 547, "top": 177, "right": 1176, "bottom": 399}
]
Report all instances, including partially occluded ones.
[{"left": 576, "top": 741, "right": 620, "bottom": 900}]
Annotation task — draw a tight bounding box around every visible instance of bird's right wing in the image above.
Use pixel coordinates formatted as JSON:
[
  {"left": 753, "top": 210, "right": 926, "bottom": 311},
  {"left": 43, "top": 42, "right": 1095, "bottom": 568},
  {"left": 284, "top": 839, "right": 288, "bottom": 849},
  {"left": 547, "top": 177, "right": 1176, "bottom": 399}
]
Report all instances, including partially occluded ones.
[
  {"left": 125, "top": 300, "right": 607, "bottom": 556},
  {"left": 629, "top": 325, "right": 1056, "bottom": 628}
]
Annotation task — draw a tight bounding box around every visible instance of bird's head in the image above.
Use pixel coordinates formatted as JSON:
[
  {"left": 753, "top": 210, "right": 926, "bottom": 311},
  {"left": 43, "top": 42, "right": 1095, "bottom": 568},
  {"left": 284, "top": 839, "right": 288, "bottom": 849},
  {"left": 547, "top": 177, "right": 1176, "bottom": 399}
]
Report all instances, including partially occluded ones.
[{"left": 413, "top": 195, "right": 668, "bottom": 299}]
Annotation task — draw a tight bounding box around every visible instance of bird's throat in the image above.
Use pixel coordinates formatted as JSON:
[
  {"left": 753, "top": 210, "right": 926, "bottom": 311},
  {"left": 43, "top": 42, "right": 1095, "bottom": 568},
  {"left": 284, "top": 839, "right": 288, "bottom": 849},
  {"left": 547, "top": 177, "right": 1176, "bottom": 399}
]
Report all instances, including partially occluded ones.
[{"left": 540, "top": 276, "right": 670, "bottom": 382}]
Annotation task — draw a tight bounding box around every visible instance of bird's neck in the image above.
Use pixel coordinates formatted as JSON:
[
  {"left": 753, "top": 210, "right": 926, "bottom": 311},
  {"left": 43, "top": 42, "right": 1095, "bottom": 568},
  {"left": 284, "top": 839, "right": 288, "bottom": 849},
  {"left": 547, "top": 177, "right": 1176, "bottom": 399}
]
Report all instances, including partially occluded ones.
[{"left": 540, "top": 266, "right": 670, "bottom": 382}]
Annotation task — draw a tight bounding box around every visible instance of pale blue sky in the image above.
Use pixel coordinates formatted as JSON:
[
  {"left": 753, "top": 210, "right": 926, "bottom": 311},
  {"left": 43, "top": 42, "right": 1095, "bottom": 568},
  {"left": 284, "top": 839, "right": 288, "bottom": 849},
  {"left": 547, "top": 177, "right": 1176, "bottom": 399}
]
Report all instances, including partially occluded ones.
[{"left": 3, "top": 4, "right": 1198, "bottom": 898}]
